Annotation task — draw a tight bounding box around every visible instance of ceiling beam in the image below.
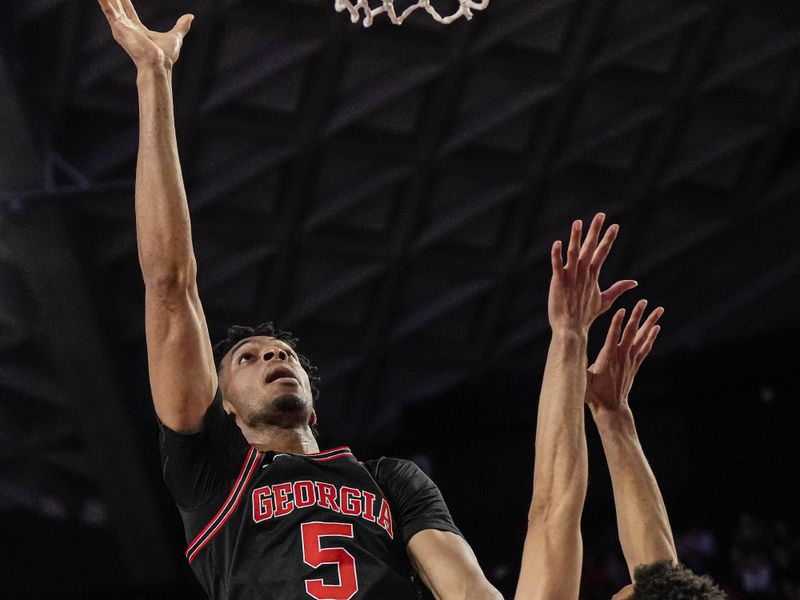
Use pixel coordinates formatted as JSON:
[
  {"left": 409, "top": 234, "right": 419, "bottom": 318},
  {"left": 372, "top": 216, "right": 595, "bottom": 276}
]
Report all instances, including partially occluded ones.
[{"left": 0, "top": 47, "right": 172, "bottom": 586}]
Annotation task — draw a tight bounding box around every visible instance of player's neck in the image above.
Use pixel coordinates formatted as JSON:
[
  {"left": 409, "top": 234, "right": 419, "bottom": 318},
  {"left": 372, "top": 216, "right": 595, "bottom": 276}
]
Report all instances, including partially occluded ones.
[{"left": 246, "top": 425, "right": 320, "bottom": 455}]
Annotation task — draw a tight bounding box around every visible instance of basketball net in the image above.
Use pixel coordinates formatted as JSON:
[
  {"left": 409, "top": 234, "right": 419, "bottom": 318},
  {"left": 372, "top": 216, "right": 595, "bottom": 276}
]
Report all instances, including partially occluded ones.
[{"left": 334, "top": 0, "right": 490, "bottom": 27}]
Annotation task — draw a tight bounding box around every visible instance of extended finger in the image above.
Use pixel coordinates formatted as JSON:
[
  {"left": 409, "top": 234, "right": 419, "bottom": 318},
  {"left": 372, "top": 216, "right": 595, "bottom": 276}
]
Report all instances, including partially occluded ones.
[
  {"left": 599, "top": 279, "right": 638, "bottom": 313},
  {"left": 635, "top": 325, "right": 660, "bottom": 366},
  {"left": 591, "top": 308, "right": 626, "bottom": 371},
  {"left": 589, "top": 223, "right": 619, "bottom": 277},
  {"left": 551, "top": 240, "right": 564, "bottom": 276},
  {"left": 97, "top": 0, "right": 121, "bottom": 22},
  {"left": 565, "top": 220, "right": 582, "bottom": 280},
  {"left": 120, "top": 0, "right": 142, "bottom": 23},
  {"left": 633, "top": 306, "right": 664, "bottom": 348},
  {"left": 579, "top": 213, "right": 606, "bottom": 266},
  {"left": 597, "top": 308, "right": 625, "bottom": 367},
  {"left": 172, "top": 14, "right": 194, "bottom": 38},
  {"left": 620, "top": 299, "right": 647, "bottom": 350},
  {"left": 605, "top": 308, "right": 626, "bottom": 349}
]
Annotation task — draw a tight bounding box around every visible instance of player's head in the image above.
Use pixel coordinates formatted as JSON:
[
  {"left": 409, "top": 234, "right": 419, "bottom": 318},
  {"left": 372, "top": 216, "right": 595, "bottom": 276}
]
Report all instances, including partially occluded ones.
[
  {"left": 625, "top": 561, "right": 726, "bottom": 600},
  {"left": 213, "top": 323, "right": 320, "bottom": 437}
]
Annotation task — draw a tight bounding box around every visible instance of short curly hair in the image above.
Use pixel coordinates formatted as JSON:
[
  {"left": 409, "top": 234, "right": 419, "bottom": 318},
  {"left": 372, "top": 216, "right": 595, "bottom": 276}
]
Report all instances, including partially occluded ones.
[
  {"left": 631, "top": 561, "right": 726, "bottom": 599},
  {"left": 213, "top": 323, "right": 321, "bottom": 437}
]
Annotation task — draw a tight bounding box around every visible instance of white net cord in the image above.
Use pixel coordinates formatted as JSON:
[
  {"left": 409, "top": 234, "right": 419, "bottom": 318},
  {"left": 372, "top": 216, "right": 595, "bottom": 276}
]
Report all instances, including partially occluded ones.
[{"left": 334, "top": 0, "right": 491, "bottom": 27}]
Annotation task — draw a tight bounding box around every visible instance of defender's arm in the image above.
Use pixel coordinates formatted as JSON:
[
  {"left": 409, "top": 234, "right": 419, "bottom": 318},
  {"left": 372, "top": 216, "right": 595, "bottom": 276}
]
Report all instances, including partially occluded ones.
[
  {"left": 594, "top": 410, "right": 677, "bottom": 576},
  {"left": 515, "top": 214, "right": 636, "bottom": 600},
  {"left": 99, "top": 0, "right": 216, "bottom": 433},
  {"left": 586, "top": 304, "right": 677, "bottom": 581},
  {"left": 516, "top": 329, "right": 588, "bottom": 600}
]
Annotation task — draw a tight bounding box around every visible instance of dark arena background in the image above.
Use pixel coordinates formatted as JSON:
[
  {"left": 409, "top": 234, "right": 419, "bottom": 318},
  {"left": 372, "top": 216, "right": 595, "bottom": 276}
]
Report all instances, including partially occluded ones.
[{"left": 1, "top": 0, "right": 799, "bottom": 598}]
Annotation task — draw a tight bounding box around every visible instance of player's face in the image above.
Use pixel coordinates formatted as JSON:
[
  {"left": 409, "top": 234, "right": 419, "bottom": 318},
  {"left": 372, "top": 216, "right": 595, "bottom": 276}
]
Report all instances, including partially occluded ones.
[{"left": 221, "top": 336, "right": 315, "bottom": 430}]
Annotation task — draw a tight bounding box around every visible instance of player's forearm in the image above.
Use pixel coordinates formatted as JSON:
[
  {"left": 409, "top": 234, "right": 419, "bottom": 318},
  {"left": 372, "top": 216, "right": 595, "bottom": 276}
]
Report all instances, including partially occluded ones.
[
  {"left": 516, "top": 330, "right": 588, "bottom": 599},
  {"left": 518, "top": 331, "right": 586, "bottom": 599},
  {"left": 593, "top": 407, "right": 677, "bottom": 575},
  {"left": 530, "top": 329, "right": 589, "bottom": 521},
  {"left": 134, "top": 65, "right": 197, "bottom": 288},
  {"left": 515, "top": 523, "right": 583, "bottom": 600}
]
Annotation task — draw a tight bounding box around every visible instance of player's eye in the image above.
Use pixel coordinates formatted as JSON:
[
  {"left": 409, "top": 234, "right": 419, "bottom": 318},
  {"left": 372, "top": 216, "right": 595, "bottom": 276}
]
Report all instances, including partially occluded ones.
[{"left": 237, "top": 352, "right": 255, "bottom": 364}]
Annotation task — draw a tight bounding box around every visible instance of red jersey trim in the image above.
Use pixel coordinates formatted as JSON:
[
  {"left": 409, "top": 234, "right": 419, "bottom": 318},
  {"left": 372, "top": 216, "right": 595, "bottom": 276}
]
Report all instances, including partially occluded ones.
[
  {"left": 186, "top": 446, "right": 261, "bottom": 563},
  {"left": 311, "top": 452, "right": 354, "bottom": 463},
  {"left": 304, "top": 446, "right": 351, "bottom": 457}
]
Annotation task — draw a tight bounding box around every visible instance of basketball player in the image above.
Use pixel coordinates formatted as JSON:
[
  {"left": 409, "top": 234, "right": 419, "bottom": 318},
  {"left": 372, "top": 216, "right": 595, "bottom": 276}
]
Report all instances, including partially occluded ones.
[
  {"left": 587, "top": 301, "right": 724, "bottom": 600},
  {"left": 512, "top": 214, "right": 636, "bottom": 599},
  {"left": 97, "top": 1, "right": 502, "bottom": 598},
  {"left": 514, "top": 215, "right": 724, "bottom": 599}
]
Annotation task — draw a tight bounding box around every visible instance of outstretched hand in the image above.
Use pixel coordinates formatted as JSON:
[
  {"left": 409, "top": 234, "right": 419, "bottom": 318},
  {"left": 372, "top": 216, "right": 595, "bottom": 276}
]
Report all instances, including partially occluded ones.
[
  {"left": 548, "top": 213, "right": 637, "bottom": 334},
  {"left": 585, "top": 300, "right": 663, "bottom": 415},
  {"left": 98, "top": 0, "right": 193, "bottom": 70}
]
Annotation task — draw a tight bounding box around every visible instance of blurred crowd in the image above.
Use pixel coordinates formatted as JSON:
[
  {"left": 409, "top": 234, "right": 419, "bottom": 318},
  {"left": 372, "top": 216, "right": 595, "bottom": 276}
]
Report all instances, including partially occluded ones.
[
  {"left": 484, "top": 511, "right": 800, "bottom": 598},
  {"left": 577, "top": 513, "right": 800, "bottom": 599}
]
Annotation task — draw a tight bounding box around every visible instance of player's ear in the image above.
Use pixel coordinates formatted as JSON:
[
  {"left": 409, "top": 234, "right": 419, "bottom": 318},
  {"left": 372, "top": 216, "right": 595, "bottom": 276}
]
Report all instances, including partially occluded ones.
[
  {"left": 222, "top": 397, "right": 236, "bottom": 416},
  {"left": 220, "top": 383, "right": 236, "bottom": 416},
  {"left": 308, "top": 409, "right": 317, "bottom": 428},
  {"left": 218, "top": 370, "right": 235, "bottom": 415}
]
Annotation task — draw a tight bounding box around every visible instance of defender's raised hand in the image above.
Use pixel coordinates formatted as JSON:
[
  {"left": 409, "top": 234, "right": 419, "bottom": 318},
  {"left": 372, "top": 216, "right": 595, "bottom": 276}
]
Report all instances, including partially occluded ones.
[
  {"left": 586, "top": 300, "right": 663, "bottom": 415},
  {"left": 98, "top": 0, "right": 193, "bottom": 69},
  {"left": 516, "top": 213, "right": 636, "bottom": 600},
  {"left": 586, "top": 302, "right": 677, "bottom": 587},
  {"left": 548, "top": 213, "right": 637, "bottom": 334}
]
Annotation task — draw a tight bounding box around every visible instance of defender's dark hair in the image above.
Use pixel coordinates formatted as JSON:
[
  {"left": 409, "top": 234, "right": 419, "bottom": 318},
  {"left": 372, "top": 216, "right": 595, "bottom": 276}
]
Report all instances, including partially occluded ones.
[
  {"left": 213, "top": 323, "right": 321, "bottom": 437},
  {"left": 631, "top": 561, "right": 726, "bottom": 600}
]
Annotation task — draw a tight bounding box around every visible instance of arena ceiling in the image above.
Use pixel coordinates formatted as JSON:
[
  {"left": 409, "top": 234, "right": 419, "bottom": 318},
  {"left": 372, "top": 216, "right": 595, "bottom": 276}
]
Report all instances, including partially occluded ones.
[{"left": 1, "top": 0, "right": 799, "bottom": 594}]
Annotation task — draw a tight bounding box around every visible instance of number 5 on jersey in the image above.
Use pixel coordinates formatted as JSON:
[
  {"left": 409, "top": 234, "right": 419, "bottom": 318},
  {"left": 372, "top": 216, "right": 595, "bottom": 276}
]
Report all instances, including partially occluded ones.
[{"left": 301, "top": 522, "right": 359, "bottom": 599}]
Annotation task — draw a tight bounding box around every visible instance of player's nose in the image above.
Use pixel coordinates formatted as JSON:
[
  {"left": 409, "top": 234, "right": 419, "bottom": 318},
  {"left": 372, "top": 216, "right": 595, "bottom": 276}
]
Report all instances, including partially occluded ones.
[{"left": 262, "top": 348, "right": 288, "bottom": 362}]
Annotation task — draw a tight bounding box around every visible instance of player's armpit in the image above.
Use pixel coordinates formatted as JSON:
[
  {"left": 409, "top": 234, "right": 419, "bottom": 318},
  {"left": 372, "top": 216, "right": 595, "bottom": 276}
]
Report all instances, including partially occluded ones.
[
  {"left": 406, "top": 529, "right": 502, "bottom": 600},
  {"left": 145, "top": 280, "right": 217, "bottom": 433}
]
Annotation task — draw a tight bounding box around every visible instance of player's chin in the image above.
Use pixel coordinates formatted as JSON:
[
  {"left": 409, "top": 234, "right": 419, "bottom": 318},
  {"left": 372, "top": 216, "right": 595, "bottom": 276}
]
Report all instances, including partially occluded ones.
[
  {"left": 248, "top": 393, "right": 312, "bottom": 430},
  {"left": 272, "top": 392, "right": 310, "bottom": 413}
]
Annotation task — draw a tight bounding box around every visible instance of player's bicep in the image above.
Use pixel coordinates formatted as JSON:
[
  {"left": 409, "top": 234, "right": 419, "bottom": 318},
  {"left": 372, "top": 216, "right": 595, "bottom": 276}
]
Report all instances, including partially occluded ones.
[
  {"left": 514, "top": 516, "right": 582, "bottom": 600},
  {"left": 407, "top": 529, "right": 501, "bottom": 600},
  {"left": 145, "top": 282, "right": 217, "bottom": 433}
]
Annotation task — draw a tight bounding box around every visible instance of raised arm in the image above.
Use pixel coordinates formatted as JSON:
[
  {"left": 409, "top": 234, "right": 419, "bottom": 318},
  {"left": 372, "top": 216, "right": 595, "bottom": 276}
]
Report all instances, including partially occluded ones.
[
  {"left": 585, "top": 302, "right": 677, "bottom": 594},
  {"left": 99, "top": 0, "right": 216, "bottom": 432},
  {"left": 515, "top": 214, "right": 636, "bottom": 600}
]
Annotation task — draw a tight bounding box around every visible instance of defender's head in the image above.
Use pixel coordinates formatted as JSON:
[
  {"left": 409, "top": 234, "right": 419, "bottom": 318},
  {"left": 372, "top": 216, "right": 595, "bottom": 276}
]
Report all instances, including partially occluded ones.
[
  {"left": 615, "top": 561, "right": 726, "bottom": 600},
  {"left": 213, "top": 323, "right": 319, "bottom": 436}
]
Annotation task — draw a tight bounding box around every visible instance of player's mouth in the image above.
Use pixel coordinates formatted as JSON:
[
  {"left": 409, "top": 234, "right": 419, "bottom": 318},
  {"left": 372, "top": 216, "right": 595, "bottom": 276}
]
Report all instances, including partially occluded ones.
[{"left": 265, "top": 365, "right": 299, "bottom": 385}]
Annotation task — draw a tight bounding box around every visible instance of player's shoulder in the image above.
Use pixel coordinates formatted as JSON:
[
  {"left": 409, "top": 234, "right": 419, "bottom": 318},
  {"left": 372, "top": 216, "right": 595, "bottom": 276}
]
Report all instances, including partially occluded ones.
[
  {"left": 362, "top": 455, "right": 418, "bottom": 471},
  {"left": 362, "top": 456, "right": 426, "bottom": 484}
]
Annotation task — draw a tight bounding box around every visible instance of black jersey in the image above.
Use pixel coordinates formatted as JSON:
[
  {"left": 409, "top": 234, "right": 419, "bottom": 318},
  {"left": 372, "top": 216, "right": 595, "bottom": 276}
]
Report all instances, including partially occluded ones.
[{"left": 159, "top": 391, "right": 461, "bottom": 599}]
